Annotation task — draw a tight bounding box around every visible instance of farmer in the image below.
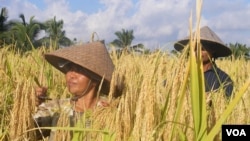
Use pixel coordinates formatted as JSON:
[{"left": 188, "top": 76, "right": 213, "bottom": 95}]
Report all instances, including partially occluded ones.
[
  {"left": 174, "top": 26, "right": 233, "bottom": 98},
  {"left": 34, "top": 40, "right": 115, "bottom": 140}
]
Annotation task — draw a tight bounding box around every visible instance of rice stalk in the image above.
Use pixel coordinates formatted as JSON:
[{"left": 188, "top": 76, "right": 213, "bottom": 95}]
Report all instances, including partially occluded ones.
[
  {"left": 9, "top": 79, "right": 36, "bottom": 141},
  {"left": 205, "top": 77, "right": 250, "bottom": 140}
]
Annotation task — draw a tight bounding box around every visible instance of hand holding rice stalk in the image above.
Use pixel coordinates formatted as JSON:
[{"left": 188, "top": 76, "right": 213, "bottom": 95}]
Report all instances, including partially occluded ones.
[
  {"left": 34, "top": 59, "right": 52, "bottom": 103},
  {"left": 34, "top": 76, "right": 52, "bottom": 101}
]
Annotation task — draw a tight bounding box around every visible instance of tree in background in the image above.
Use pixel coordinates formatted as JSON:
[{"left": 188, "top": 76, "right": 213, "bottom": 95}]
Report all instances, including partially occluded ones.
[
  {"left": 40, "top": 16, "right": 72, "bottom": 49},
  {"left": 0, "top": 7, "right": 11, "bottom": 45},
  {"left": 10, "top": 14, "right": 43, "bottom": 52},
  {"left": 0, "top": 7, "right": 8, "bottom": 32},
  {"left": 0, "top": 7, "right": 73, "bottom": 51},
  {"left": 228, "top": 42, "right": 250, "bottom": 59},
  {"left": 110, "top": 28, "right": 146, "bottom": 54},
  {"left": 111, "top": 29, "right": 134, "bottom": 53}
]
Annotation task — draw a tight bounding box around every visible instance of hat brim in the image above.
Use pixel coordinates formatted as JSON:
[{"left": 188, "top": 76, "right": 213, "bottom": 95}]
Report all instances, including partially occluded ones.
[
  {"left": 174, "top": 39, "right": 232, "bottom": 58},
  {"left": 44, "top": 54, "right": 110, "bottom": 95},
  {"left": 44, "top": 41, "right": 114, "bottom": 94}
]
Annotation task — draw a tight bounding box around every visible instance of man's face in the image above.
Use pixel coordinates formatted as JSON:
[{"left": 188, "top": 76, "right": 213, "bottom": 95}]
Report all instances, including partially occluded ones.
[
  {"left": 201, "top": 47, "right": 213, "bottom": 64},
  {"left": 64, "top": 63, "right": 95, "bottom": 96}
]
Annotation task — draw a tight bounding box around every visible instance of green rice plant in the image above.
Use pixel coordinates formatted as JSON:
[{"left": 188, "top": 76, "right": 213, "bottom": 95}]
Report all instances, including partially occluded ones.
[
  {"left": 205, "top": 77, "right": 250, "bottom": 140},
  {"left": 24, "top": 126, "right": 116, "bottom": 141},
  {"left": 168, "top": 46, "right": 191, "bottom": 141},
  {"left": 1, "top": 41, "right": 250, "bottom": 141},
  {"left": 1, "top": 0, "right": 250, "bottom": 140}
]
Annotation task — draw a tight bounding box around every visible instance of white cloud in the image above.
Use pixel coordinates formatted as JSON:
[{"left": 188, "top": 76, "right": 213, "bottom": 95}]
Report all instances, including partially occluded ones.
[
  {"left": 202, "top": 0, "right": 250, "bottom": 45},
  {"left": 1, "top": 0, "right": 250, "bottom": 50}
]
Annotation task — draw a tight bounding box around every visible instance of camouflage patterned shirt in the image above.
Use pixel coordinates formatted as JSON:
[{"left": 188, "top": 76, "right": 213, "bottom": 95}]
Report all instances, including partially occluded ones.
[{"left": 33, "top": 96, "right": 109, "bottom": 140}]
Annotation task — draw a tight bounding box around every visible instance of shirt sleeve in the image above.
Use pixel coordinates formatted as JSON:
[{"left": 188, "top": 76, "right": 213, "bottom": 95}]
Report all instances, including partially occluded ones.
[
  {"left": 223, "top": 76, "right": 234, "bottom": 97},
  {"left": 33, "top": 99, "right": 71, "bottom": 139}
]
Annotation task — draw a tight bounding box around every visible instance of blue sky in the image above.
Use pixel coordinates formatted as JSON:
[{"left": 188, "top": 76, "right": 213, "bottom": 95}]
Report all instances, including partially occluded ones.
[{"left": 1, "top": 0, "right": 250, "bottom": 50}]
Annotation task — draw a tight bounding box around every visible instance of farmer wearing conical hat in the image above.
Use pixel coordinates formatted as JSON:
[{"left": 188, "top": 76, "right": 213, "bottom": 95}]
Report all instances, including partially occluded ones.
[
  {"left": 174, "top": 26, "right": 233, "bottom": 97},
  {"left": 34, "top": 40, "right": 115, "bottom": 140}
]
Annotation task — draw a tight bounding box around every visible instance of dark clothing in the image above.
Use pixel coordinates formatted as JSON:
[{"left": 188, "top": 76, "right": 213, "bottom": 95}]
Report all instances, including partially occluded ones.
[{"left": 204, "top": 64, "right": 233, "bottom": 97}]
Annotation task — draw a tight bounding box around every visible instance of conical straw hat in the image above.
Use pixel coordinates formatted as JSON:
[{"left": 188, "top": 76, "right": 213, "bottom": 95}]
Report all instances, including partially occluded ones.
[
  {"left": 174, "top": 26, "right": 232, "bottom": 58},
  {"left": 44, "top": 41, "right": 114, "bottom": 94}
]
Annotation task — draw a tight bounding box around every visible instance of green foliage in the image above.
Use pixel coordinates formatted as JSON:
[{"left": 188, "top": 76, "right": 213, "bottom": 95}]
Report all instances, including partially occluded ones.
[
  {"left": 111, "top": 28, "right": 135, "bottom": 49},
  {"left": 110, "top": 29, "right": 148, "bottom": 56},
  {"left": 0, "top": 8, "right": 73, "bottom": 52},
  {"left": 0, "top": 7, "right": 8, "bottom": 32},
  {"left": 205, "top": 78, "right": 250, "bottom": 140},
  {"left": 10, "top": 16, "right": 42, "bottom": 51},
  {"left": 40, "top": 16, "right": 73, "bottom": 49},
  {"left": 228, "top": 42, "right": 250, "bottom": 59}
]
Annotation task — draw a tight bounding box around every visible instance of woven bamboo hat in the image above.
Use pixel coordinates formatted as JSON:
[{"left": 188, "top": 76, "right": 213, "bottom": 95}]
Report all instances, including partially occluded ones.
[
  {"left": 44, "top": 41, "right": 114, "bottom": 94},
  {"left": 174, "top": 26, "right": 232, "bottom": 58}
]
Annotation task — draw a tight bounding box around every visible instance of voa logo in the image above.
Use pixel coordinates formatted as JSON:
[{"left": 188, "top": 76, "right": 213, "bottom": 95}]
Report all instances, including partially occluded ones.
[{"left": 226, "top": 129, "right": 246, "bottom": 136}]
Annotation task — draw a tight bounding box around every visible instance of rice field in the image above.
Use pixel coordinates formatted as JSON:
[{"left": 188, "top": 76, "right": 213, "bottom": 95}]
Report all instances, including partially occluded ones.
[
  {"left": 0, "top": 41, "right": 249, "bottom": 141},
  {"left": 1, "top": 0, "right": 250, "bottom": 140}
]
